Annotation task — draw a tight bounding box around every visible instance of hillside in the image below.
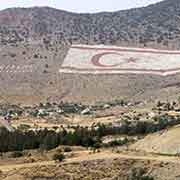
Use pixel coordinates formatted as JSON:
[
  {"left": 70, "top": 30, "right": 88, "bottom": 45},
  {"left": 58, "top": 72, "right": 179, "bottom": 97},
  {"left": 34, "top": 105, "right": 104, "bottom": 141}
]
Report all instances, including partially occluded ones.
[
  {"left": 0, "top": 0, "right": 180, "bottom": 104},
  {"left": 131, "top": 125, "right": 180, "bottom": 155},
  {"left": 1, "top": 0, "right": 180, "bottom": 49}
]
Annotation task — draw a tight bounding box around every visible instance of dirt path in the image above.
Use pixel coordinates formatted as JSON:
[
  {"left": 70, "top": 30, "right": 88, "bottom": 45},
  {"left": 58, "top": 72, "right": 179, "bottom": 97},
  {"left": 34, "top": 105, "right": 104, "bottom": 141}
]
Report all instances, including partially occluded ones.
[{"left": 0, "top": 151, "right": 180, "bottom": 172}]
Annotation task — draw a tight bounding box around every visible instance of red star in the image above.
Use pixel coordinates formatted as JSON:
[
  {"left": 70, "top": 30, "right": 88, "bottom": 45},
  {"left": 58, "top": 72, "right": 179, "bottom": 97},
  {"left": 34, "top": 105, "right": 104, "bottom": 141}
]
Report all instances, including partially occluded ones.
[{"left": 126, "top": 57, "right": 138, "bottom": 63}]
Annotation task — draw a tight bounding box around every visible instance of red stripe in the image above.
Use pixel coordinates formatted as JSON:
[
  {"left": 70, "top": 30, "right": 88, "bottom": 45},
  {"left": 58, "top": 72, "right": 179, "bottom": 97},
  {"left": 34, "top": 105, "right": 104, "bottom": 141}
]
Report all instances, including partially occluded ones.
[
  {"left": 60, "top": 66, "right": 168, "bottom": 73},
  {"left": 72, "top": 46, "right": 180, "bottom": 55}
]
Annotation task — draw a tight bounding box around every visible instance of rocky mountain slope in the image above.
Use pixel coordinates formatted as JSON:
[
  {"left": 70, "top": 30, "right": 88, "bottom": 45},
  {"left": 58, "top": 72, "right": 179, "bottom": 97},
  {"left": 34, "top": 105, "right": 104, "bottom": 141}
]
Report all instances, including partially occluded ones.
[{"left": 1, "top": 0, "right": 180, "bottom": 49}]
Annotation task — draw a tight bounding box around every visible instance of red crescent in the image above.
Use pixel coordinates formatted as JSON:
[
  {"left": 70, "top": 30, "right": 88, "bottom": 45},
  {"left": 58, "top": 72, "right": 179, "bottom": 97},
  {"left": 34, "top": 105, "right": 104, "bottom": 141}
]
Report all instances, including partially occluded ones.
[{"left": 91, "top": 52, "right": 124, "bottom": 67}]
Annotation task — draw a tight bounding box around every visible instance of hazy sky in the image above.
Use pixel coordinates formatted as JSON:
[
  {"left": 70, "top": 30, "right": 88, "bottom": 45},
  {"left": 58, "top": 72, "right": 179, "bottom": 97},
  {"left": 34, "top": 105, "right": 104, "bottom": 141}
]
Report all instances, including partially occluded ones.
[{"left": 1, "top": 0, "right": 163, "bottom": 12}]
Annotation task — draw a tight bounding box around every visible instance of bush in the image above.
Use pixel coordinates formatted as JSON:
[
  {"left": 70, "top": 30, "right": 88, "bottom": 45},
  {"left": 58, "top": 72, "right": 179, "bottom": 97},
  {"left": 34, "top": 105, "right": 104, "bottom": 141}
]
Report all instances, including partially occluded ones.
[
  {"left": 108, "top": 138, "right": 128, "bottom": 147},
  {"left": 22, "top": 51, "right": 26, "bottom": 55},
  {"left": 53, "top": 153, "right": 65, "bottom": 162},
  {"left": 64, "top": 147, "right": 72, "bottom": 152},
  {"left": 128, "top": 168, "right": 154, "bottom": 180},
  {"left": 33, "top": 54, "right": 38, "bottom": 58},
  {"left": 10, "top": 151, "right": 23, "bottom": 158},
  {"left": 18, "top": 124, "right": 31, "bottom": 131},
  {"left": 9, "top": 53, "right": 16, "bottom": 58}
]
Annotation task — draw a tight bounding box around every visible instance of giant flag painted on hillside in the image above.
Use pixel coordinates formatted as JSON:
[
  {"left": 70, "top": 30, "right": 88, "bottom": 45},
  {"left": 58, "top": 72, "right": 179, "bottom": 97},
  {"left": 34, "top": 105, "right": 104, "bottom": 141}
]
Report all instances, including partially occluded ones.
[{"left": 59, "top": 45, "right": 180, "bottom": 76}]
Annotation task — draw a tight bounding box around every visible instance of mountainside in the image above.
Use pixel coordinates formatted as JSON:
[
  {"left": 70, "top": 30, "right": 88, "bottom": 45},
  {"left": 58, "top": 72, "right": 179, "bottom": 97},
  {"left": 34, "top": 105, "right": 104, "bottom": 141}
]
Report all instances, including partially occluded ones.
[
  {"left": 1, "top": 0, "right": 180, "bottom": 49},
  {"left": 0, "top": 0, "right": 180, "bottom": 104}
]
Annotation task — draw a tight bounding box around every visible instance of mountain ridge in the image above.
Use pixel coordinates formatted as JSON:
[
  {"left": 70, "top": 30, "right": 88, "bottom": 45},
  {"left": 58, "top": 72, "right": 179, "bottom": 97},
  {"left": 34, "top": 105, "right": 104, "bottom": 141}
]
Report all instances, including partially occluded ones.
[{"left": 0, "top": 0, "right": 179, "bottom": 49}]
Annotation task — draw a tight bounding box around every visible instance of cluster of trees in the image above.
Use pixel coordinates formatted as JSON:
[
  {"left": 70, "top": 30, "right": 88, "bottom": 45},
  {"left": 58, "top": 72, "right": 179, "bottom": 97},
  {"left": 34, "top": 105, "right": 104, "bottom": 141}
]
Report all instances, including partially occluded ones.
[
  {"left": 155, "top": 101, "right": 178, "bottom": 111},
  {"left": 0, "top": 126, "right": 99, "bottom": 152},
  {"left": 97, "top": 114, "right": 180, "bottom": 136},
  {"left": 0, "top": 114, "right": 179, "bottom": 152}
]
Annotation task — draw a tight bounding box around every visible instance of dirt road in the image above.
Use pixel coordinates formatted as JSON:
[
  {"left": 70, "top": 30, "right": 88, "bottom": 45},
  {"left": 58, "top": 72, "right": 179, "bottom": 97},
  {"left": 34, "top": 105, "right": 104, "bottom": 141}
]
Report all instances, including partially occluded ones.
[{"left": 0, "top": 150, "right": 180, "bottom": 172}]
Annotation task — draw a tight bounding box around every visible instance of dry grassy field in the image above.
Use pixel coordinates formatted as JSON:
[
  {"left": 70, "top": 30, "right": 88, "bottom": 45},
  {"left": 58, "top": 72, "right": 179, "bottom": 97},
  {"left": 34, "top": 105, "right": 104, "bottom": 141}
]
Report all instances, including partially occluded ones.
[{"left": 1, "top": 147, "right": 180, "bottom": 180}]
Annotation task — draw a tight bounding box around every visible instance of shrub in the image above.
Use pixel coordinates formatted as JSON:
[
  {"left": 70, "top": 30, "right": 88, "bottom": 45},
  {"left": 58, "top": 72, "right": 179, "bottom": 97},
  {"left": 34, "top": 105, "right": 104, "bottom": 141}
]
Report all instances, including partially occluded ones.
[
  {"left": 18, "top": 124, "right": 31, "bottom": 131},
  {"left": 22, "top": 51, "right": 26, "bottom": 55},
  {"left": 43, "top": 70, "right": 48, "bottom": 73},
  {"left": 128, "top": 168, "right": 154, "bottom": 180},
  {"left": 108, "top": 138, "right": 128, "bottom": 147},
  {"left": 53, "top": 153, "right": 65, "bottom": 162},
  {"left": 64, "top": 147, "right": 72, "bottom": 152},
  {"left": 33, "top": 54, "right": 38, "bottom": 58},
  {"left": 9, "top": 53, "right": 16, "bottom": 58},
  {"left": 10, "top": 151, "right": 23, "bottom": 158}
]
